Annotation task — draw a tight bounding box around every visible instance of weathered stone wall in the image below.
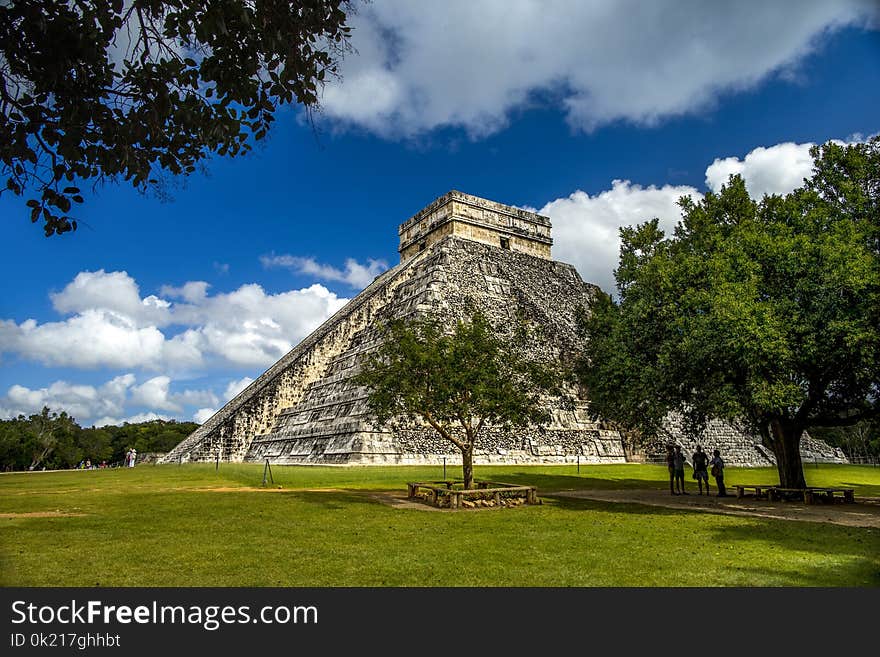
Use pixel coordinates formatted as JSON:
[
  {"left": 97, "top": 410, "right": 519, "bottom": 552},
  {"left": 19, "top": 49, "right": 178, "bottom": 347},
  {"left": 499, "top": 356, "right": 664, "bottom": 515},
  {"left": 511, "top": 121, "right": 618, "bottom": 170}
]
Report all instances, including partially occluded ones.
[
  {"left": 393, "top": 426, "right": 625, "bottom": 464},
  {"left": 646, "top": 414, "right": 848, "bottom": 467},
  {"left": 399, "top": 190, "right": 552, "bottom": 261}
]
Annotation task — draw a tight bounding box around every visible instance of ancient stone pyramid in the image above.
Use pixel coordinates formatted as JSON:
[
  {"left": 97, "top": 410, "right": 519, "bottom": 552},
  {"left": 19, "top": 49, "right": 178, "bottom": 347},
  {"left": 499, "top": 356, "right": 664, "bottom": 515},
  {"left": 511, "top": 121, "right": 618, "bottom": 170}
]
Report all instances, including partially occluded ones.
[
  {"left": 161, "top": 191, "right": 627, "bottom": 465},
  {"left": 161, "top": 191, "right": 847, "bottom": 467}
]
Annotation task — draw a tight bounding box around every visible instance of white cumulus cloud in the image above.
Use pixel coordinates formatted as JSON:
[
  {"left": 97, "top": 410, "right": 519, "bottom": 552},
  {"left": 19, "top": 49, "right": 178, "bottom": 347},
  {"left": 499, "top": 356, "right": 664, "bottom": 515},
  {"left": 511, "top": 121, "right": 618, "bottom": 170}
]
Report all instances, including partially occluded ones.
[
  {"left": 705, "top": 142, "right": 817, "bottom": 199},
  {"left": 223, "top": 377, "right": 254, "bottom": 401},
  {"left": 2, "top": 373, "right": 223, "bottom": 426},
  {"left": 51, "top": 269, "right": 171, "bottom": 325},
  {"left": 542, "top": 180, "right": 700, "bottom": 295},
  {"left": 322, "top": 1, "right": 877, "bottom": 137},
  {"left": 261, "top": 254, "right": 388, "bottom": 289},
  {"left": 0, "top": 271, "right": 349, "bottom": 371},
  {"left": 2, "top": 375, "right": 135, "bottom": 424},
  {"left": 0, "top": 310, "right": 169, "bottom": 369},
  {"left": 159, "top": 281, "right": 211, "bottom": 304},
  {"left": 192, "top": 408, "right": 216, "bottom": 424},
  {"left": 131, "top": 376, "right": 181, "bottom": 413}
]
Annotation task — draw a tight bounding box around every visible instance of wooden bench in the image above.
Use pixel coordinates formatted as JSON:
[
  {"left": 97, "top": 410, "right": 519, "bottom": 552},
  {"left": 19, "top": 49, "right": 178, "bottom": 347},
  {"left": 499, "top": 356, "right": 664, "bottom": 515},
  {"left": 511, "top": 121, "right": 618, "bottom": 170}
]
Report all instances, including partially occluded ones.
[
  {"left": 769, "top": 487, "right": 855, "bottom": 504},
  {"left": 733, "top": 484, "right": 772, "bottom": 500},
  {"left": 734, "top": 484, "right": 855, "bottom": 504},
  {"left": 407, "top": 480, "right": 455, "bottom": 498}
]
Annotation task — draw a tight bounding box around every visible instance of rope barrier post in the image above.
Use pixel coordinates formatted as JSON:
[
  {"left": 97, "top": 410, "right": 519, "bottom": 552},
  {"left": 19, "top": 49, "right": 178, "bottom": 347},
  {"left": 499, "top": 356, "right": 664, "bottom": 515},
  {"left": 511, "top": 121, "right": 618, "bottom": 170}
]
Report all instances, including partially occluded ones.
[
  {"left": 577, "top": 453, "right": 580, "bottom": 474},
  {"left": 443, "top": 457, "right": 446, "bottom": 480}
]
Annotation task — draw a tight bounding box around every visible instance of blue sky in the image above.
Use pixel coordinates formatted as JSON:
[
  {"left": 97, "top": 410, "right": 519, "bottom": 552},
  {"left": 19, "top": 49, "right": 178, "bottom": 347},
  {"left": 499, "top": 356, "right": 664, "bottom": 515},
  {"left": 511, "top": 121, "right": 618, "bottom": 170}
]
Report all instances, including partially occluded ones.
[{"left": 1, "top": 1, "right": 878, "bottom": 427}]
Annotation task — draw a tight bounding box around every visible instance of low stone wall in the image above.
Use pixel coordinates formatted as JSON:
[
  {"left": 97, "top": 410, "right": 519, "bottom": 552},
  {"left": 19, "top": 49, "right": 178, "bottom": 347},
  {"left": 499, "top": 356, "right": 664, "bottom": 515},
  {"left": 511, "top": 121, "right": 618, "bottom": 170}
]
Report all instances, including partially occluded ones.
[
  {"left": 136, "top": 452, "right": 166, "bottom": 465},
  {"left": 407, "top": 479, "right": 539, "bottom": 509}
]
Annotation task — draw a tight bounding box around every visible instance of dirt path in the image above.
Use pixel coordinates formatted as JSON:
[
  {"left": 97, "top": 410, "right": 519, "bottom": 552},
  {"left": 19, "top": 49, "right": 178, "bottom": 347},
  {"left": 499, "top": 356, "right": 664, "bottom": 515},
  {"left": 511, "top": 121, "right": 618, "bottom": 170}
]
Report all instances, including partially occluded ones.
[
  {"left": 0, "top": 511, "right": 86, "bottom": 518},
  {"left": 549, "top": 488, "right": 880, "bottom": 528}
]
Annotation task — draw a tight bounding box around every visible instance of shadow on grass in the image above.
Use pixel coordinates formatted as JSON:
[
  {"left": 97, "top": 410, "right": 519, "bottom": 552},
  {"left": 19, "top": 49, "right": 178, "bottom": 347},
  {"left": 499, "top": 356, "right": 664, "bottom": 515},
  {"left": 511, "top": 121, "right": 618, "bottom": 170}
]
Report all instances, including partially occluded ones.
[
  {"left": 705, "top": 523, "right": 880, "bottom": 586},
  {"left": 476, "top": 472, "right": 669, "bottom": 492},
  {"left": 541, "top": 493, "right": 679, "bottom": 515},
  {"left": 719, "top": 562, "right": 880, "bottom": 586},
  {"left": 279, "top": 489, "right": 378, "bottom": 511},
  {"left": 540, "top": 494, "right": 880, "bottom": 585}
]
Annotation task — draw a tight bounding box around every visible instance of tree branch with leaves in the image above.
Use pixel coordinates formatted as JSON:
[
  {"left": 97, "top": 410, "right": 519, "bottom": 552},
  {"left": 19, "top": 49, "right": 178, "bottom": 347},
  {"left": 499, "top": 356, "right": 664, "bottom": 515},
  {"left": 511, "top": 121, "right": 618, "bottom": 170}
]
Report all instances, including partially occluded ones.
[
  {"left": 0, "top": 0, "right": 352, "bottom": 236},
  {"left": 354, "top": 311, "right": 567, "bottom": 489}
]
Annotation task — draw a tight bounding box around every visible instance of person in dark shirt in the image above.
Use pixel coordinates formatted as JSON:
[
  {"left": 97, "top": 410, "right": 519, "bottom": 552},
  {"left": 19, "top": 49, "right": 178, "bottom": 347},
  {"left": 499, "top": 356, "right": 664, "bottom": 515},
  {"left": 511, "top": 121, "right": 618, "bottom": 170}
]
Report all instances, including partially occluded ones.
[
  {"left": 673, "top": 445, "right": 688, "bottom": 494},
  {"left": 665, "top": 444, "right": 676, "bottom": 495},
  {"left": 692, "top": 445, "right": 710, "bottom": 495}
]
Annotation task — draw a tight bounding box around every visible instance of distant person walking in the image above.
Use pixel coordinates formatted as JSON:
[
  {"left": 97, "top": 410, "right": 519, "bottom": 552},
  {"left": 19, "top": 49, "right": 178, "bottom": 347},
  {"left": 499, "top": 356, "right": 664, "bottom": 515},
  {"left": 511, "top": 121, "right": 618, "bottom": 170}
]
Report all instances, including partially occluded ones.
[
  {"left": 665, "top": 444, "right": 676, "bottom": 495},
  {"left": 124, "top": 449, "right": 132, "bottom": 467},
  {"left": 673, "top": 445, "right": 688, "bottom": 494},
  {"left": 692, "top": 445, "right": 710, "bottom": 495},
  {"left": 129, "top": 448, "right": 137, "bottom": 468},
  {"left": 710, "top": 449, "right": 727, "bottom": 497}
]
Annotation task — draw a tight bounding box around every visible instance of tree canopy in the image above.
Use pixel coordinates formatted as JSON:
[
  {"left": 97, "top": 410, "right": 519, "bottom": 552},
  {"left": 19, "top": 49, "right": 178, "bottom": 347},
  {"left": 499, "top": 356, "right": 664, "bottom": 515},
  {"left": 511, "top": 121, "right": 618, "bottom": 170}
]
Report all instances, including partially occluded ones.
[
  {"left": 578, "top": 138, "right": 880, "bottom": 488},
  {"left": 354, "top": 311, "right": 563, "bottom": 489},
  {"left": 0, "top": 0, "right": 352, "bottom": 236}
]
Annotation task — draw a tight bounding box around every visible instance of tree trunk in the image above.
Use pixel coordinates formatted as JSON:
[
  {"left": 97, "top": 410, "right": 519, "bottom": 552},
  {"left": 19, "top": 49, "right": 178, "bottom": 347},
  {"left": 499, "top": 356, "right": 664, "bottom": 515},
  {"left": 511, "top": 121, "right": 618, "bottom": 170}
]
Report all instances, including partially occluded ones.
[
  {"left": 767, "top": 417, "right": 807, "bottom": 489},
  {"left": 29, "top": 445, "right": 52, "bottom": 471},
  {"left": 461, "top": 443, "right": 475, "bottom": 490}
]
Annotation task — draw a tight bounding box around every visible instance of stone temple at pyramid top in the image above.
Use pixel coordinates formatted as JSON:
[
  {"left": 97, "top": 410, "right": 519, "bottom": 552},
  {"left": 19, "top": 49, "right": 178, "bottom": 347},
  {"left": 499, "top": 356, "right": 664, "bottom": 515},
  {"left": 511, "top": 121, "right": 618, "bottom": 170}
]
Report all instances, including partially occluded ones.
[{"left": 397, "top": 190, "right": 553, "bottom": 262}]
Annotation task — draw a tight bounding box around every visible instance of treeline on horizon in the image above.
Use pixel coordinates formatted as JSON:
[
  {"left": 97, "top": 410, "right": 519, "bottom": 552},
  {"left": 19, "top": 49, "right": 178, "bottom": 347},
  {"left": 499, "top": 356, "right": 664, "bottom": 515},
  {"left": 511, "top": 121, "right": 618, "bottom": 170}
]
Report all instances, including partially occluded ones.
[
  {"left": 1, "top": 406, "right": 878, "bottom": 473},
  {"left": 0, "top": 407, "right": 198, "bottom": 471}
]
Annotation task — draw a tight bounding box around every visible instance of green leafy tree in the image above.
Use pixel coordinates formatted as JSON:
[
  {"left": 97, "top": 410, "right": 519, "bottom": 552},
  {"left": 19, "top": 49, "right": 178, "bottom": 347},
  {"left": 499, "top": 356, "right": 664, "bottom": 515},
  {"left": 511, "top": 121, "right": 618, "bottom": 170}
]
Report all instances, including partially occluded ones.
[
  {"left": 0, "top": 0, "right": 352, "bottom": 236},
  {"left": 21, "top": 406, "right": 81, "bottom": 469},
  {"left": 77, "top": 427, "right": 113, "bottom": 463},
  {"left": 578, "top": 138, "right": 880, "bottom": 489},
  {"left": 354, "top": 312, "right": 563, "bottom": 490},
  {"left": 0, "top": 416, "right": 31, "bottom": 470},
  {"left": 811, "top": 420, "right": 879, "bottom": 463}
]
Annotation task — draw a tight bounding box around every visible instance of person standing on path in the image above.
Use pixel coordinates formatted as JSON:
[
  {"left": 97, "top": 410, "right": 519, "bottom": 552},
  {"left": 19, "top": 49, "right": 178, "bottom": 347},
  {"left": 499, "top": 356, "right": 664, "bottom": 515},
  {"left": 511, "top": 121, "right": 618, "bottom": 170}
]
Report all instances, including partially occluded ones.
[
  {"left": 665, "top": 444, "right": 676, "bottom": 495},
  {"left": 710, "top": 449, "right": 727, "bottom": 497},
  {"left": 673, "top": 445, "right": 689, "bottom": 494},
  {"left": 692, "top": 445, "right": 710, "bottom": 495}
]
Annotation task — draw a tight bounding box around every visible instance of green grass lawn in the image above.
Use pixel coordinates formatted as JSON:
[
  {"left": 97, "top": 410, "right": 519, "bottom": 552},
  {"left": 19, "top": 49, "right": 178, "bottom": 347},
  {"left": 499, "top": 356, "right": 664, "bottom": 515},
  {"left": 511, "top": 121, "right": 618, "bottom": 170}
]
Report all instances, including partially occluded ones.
[{"left": 1, "top": 463, "right": 878, "bottom": 587}]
